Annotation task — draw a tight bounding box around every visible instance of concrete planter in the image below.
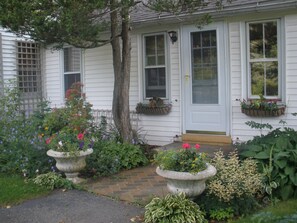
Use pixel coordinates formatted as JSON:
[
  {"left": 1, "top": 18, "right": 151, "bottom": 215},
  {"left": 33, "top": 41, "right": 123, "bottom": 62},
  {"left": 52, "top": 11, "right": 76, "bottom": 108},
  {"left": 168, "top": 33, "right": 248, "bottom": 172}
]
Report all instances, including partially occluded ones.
[
  {"left": 47, "top": 149, "right": 93, "bottom": 183},
  {"left": 156, "top": 164, "right": 216, "bottom": 198}
]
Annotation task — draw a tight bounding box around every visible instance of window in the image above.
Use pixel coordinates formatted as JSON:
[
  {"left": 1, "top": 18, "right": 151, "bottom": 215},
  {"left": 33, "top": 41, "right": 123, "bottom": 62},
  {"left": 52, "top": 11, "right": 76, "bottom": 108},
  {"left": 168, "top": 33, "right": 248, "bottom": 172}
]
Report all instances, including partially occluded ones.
[
  {"left": 143, "top": 34, "right": 167, "bottom": 99},
  {"left": 247, "top": 20, "right": 280, "bottom": 98},
  {"left": 63, "top": 47, "right": 81, "bottom": 94},
  {"left": 17, "top": 41, "right": 41, "bottom": 93}
]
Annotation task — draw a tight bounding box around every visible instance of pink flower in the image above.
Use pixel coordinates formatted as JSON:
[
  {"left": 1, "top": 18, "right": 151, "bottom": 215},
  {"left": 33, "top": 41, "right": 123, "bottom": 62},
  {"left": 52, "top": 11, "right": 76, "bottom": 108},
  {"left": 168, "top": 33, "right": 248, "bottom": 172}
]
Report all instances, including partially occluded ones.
[
  {"left": 77, "top": 133, "right": 84, "bottom": 140},
  {"left": 45, "top": 138, "right": 51, "bottom": 144},
  {"left": 182, "top": 143, "right": 190, "bottom": 149},
  {"left": 195, "top": 144, "right": 201, "bottom": 150}
]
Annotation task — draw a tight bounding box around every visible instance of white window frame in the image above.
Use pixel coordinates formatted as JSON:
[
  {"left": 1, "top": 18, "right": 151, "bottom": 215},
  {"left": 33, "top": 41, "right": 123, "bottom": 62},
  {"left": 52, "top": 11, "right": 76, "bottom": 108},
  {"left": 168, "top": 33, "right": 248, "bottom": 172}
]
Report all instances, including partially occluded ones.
[
  {"left": 62, "top": 47, "right": 82, "bottom": 95},
  {"left": 246, "top": 19, "right": 282, "bottom": 100},
  {"left": 142, "top": 32, "right": 169, "bottom": 100}
]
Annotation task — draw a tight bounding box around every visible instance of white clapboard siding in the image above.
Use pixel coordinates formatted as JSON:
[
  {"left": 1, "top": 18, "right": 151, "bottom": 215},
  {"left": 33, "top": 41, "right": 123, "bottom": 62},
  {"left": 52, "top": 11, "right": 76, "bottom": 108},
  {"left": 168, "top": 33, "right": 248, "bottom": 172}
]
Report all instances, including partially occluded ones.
[{"left": 0, "top": 29, "right": 18, "bottom": 81}]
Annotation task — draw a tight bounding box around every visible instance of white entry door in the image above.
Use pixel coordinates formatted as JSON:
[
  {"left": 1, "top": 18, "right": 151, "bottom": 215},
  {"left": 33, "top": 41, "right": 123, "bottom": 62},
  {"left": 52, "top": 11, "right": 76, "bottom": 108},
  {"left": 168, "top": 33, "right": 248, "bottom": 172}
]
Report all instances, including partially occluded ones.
[{"left": 182, "top": 24, "right": 227, "bottom": 133}]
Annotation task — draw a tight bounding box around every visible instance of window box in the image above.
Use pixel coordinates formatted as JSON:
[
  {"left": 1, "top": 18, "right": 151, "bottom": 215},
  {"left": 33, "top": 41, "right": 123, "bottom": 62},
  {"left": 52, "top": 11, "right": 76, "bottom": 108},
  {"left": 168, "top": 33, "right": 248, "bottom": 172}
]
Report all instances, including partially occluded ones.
[
  {"left": 241, "top": 106, "right": 285, "bottom": 117},
  {"left": 136, "top": 103, "right": 172, "bottom": 115},
  {"left": 238, "top": 97, "right": 285, "bottom": 117},
  {"left": 136, "top": 97, "right": 172, "bottom": 115}
]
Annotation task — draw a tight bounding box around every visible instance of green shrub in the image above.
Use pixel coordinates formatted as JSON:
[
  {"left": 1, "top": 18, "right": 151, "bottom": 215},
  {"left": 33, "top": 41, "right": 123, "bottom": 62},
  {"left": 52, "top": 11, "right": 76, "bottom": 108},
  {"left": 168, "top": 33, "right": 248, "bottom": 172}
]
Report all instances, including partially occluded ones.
[
  {"left": 197, "top": 150, "right": 263, "bottom": 217},
  {"left": 209, "top": 208, "right": 234, "bottom": 221},
  {"left": 208, "top": 150, "right": 263, "bottom": 203},
  {"left": 239, "top": 127, "right": 297, "bottom": 200},
  {"left": 144, "top": 193, "right": 207, "bottom": 223},
  {"left": 32, "top": 172, "right": 76, "bottom": 190},
  {"left": 85, "top": 140, "right": 149, "bottom": 177},
  {"left": 0, "top": 82, "right": 52, "bottom": 177}
]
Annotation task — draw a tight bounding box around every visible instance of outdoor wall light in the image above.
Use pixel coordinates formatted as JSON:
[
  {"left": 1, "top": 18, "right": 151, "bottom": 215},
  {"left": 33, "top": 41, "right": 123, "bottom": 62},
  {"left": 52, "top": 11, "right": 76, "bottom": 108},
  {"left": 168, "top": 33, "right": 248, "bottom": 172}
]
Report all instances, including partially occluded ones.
[{"left": 168, "top": 31, "right": 178, "bottom": 44}]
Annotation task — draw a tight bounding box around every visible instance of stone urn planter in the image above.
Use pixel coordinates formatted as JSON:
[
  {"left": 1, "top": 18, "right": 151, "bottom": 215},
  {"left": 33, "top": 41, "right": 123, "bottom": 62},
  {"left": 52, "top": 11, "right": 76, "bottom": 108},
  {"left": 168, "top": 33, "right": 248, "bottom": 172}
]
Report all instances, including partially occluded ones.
[
  {"left": 156, "top": 164, "right": 216, "bottom": 198},
  {"left": 47, "top": 148, "right": 93, "bottom": 183}
]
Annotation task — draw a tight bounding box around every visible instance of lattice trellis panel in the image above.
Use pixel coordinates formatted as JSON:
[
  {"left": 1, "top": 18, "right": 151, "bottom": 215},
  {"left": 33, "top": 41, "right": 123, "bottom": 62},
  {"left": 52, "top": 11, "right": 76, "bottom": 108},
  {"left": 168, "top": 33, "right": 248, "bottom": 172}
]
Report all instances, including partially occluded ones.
[{"left": 16, "top": 41, "right": 42, "bottom": 115}]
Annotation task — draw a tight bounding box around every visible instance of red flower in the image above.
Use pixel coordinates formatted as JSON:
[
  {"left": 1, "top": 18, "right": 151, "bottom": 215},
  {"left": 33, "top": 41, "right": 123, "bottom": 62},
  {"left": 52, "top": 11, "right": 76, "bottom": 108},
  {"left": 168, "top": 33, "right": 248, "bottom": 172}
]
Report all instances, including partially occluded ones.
[
  {"left": 195, "top": 144, "right": 201, "bottom": 150},
  {"left": 45, "top": 138, "right": 51, "bottom": 144},
  {"left": 77, "top": 133, "right": 84, "bottom": 140},
  {"left": 182, "top": 143, "right": 190, "bottom": 149}
]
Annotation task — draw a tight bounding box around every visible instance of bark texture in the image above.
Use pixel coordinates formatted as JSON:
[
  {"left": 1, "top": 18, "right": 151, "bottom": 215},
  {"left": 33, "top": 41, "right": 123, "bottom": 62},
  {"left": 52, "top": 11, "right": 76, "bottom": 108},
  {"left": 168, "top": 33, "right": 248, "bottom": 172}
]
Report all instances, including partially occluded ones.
[{"left": 110, "top": 1, "right": 132, "bottom": 142}]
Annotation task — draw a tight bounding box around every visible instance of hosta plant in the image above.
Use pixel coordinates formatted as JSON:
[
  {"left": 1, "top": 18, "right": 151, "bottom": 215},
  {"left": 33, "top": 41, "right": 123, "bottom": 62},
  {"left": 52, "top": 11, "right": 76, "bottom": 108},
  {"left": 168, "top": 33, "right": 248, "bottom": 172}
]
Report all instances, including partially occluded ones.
[
  {"left": 144, "top": 193, "right": 207, "bottom": 223},
  {"left": 239, "top": 127, "right": 297, "bottom": 200}
]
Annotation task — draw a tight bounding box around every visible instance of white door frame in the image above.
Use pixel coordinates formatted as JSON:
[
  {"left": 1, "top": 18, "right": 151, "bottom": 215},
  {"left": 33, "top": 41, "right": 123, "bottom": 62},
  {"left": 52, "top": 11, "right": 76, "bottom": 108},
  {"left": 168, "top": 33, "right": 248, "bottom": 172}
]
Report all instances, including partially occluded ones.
[{"left": 180, "top": 22, "right": 230, "bottom": 135}]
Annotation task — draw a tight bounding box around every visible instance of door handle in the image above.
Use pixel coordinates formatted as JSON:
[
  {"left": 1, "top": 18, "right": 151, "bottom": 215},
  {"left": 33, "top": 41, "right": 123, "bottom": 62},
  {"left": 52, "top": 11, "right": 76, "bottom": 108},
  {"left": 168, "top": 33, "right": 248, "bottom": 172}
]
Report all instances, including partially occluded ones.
[{"left": 185, "top": 74, "right": 191, "bottom": 80}]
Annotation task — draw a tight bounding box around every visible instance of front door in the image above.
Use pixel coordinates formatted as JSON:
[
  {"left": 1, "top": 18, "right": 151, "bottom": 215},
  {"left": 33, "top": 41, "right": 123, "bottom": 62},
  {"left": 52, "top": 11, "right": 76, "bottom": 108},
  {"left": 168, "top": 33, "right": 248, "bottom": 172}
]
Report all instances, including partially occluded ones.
[{"left": 182, "top": 24, "right": 227, "bottom": 133}]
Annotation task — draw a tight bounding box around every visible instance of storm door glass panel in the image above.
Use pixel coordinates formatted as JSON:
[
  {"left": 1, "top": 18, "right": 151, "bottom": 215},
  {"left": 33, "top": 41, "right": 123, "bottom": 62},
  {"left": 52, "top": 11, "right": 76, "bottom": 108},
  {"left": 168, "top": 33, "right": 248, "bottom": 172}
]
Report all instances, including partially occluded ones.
[{"left": 191, "top": 31, "right": 218, "bottom": 104}]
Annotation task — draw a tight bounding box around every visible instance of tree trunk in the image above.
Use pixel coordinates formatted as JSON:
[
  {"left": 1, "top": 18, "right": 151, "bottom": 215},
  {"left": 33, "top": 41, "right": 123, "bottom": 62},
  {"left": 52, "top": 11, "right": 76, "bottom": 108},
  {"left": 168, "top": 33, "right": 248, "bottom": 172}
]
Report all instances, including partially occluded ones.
[{"left": 110, "top": 1, "right": 132, "bottom": 142}]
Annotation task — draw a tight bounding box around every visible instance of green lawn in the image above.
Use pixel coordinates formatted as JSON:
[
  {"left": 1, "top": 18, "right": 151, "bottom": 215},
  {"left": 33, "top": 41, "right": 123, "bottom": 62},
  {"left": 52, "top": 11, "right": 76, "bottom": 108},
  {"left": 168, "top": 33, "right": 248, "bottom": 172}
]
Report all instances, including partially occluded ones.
[
  {"left": 231, "top": 199, "right": 297, "bottom": 223},
  {"left": 0, "top": 174, "right": 50, "bottom": 207}
]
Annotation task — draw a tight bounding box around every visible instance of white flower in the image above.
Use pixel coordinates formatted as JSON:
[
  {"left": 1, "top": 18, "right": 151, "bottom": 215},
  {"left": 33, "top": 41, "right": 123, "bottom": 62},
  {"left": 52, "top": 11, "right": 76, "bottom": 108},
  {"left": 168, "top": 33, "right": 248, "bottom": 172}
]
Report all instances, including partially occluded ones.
[{"left": 58, "top": 141, "right": 63, "bottom": 147}]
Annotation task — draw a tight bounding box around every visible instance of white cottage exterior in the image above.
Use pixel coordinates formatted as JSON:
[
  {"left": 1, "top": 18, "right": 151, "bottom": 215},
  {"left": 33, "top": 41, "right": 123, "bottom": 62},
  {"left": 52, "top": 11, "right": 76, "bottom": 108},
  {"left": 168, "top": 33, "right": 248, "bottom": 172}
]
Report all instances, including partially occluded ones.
[{"left": 42, "top": 0, "right": 297, "bottom": 146}]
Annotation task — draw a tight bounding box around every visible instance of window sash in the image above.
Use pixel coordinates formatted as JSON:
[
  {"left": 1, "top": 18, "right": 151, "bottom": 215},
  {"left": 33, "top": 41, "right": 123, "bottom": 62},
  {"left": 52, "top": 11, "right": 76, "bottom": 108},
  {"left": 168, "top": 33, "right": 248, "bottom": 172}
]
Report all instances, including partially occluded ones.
[
  {"left": 63, "top": 47, "right": 81, "bottom": 95},
  {"left": 247, "top": 20, "right": 280, "bottom": 99},
  {"left": 143, "top": 33, "right": 167, "bottom": 99}
]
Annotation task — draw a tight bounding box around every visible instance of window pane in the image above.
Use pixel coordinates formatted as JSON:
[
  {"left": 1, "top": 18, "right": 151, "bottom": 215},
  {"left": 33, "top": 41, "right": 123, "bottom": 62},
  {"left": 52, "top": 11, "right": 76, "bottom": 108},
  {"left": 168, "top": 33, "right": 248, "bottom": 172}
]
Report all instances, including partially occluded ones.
[
  {"left": 251, "top": 62, "right": 264, "bottom": 95},
  {"left": 64, "top": 73, "right": 81, "bottom": 94},
  {"left": 266, "top": 61, "right": 278, "bottom": 96},
  {"left": 145, "top": 68, "right": 166, "bottom": 98},
  {"left": 265, "top": 22, "right": 277, "bottom": 58},
  {"left": 145, "top": 36, "right": 156, "bottom": 66},
  {"left": 191, "top": 31, "right": 218, "bottom": 104},
  {"left": 145, "top": 35, "right": 165, "bottom": 66},
  {"left": 249, "top": 23, "right": 264, "bottom": 59},
  {"left": 249, "top": 20, "right": 279, "bottom": 98},
  {"left": 64, "top": 48, "right": 81, "bottom": 72}
]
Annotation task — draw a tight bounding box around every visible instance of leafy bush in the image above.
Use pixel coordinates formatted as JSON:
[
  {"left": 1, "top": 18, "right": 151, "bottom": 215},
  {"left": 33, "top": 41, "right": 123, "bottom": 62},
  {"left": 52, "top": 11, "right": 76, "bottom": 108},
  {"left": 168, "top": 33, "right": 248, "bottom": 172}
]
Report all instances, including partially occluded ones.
[
  {"left": 144, "top": 193, "right": 207, "bottom": 223},
  {"left": 85, "top": 140, "right": 149, "bottom": 177},
  {"left": 154, "top": 143, "right": 208, "bottom": 173},
  {"left": 32, "top": 172, "right": 76, "bottom": 190},
  {"left": 197, "top": 150, "right": 263, "bottom": 217},
  {"left": 0, "top": 82, "right": 52, "bottom": 177},
  {"left": 239, "top": 127, "right": 297, "bottom": 200},
  {"left": 209, "top": 208, "right": 234, "bottom": 222},
  {"left": 208, "top": 150, "right": 263, "bottom": 202}
]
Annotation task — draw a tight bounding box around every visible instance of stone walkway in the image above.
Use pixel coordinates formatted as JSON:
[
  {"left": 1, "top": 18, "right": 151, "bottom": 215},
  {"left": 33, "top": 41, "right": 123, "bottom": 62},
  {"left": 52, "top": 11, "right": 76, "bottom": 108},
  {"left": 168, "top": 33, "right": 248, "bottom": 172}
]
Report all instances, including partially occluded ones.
[
  {"left": 84, "top": 142, "right": 235, "bottom": 205},
  {"left": 85, "top": 164, "right": 167, "bottom": 205}
]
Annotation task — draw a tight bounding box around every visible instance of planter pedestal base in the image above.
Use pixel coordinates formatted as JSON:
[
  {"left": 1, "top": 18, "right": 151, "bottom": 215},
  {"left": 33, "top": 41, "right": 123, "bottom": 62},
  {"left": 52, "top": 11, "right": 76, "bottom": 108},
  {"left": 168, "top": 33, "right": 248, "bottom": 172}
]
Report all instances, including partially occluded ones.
[
  {"left": 47, "top": 149, "right": 93, "bottom": 184},
  {"left": 156, "top": 164, "right": 216, "bottom": 198}
]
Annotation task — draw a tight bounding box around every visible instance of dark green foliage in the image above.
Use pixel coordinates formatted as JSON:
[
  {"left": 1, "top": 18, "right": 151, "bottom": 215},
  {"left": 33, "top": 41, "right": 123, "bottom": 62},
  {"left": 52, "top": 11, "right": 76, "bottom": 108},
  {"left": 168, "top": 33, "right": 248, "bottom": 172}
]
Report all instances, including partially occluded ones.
[
  {"left": 0, "top": 83, "right": 52, "bottom": 178},
  {"left": 209, "top": 207, "right": 234, "bottom": 221},
  {"left": 85, "top": 140, "right": 149, "bottom": 177},
  {"left": 196, "top": 192, "right": 261, "bottom": 218},
  {"left": 239, "top": 127, "right": 297, "bottom": 200}
]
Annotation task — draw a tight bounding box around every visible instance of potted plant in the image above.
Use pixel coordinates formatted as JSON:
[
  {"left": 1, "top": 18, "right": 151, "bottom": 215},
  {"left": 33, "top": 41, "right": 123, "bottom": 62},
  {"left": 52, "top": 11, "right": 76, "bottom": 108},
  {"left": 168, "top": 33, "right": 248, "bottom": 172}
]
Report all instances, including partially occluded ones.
[
  {"left": 43, "top": 82, "right": 94, "bottom": 183},
  {"left": 136, "top": 97, "right": 172, "bottom": 115},
  {"left": 154, "top": 143, "right": 216, "bottom": 198},
  {"left": 238, "top": 95, "right": 286, "bottom": 117}
]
